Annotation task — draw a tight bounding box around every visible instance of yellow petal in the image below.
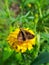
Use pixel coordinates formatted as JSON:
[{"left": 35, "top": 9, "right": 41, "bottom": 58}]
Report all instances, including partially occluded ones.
[{"left": 27, "top": 43, "right": 33, "bottom": 50}]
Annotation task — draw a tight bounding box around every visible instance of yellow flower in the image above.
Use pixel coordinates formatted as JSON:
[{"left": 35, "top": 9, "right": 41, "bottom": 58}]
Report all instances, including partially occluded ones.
[{"left": 7, "top": 28, "right": 36, "bottom": 53}]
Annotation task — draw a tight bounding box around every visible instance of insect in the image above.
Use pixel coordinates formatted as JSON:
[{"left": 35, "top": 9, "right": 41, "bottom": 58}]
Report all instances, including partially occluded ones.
[{"left": 17, "top": 28, "right": 35, "bottom": 42}]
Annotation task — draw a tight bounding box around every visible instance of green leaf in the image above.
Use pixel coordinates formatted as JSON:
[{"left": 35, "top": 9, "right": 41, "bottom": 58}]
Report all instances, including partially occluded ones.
[
  {"left": 15, "top": 52, "right": 22, "bottom": 61},
  {"left": 2, "top": 47, "right": 13, "bottom": 61},
  {"left": 31, "top": 52, "right": 49, "bottom": 65}
]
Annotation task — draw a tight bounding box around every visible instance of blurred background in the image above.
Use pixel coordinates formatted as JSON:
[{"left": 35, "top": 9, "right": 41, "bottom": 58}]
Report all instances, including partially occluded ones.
[{"left": 0, "top": 0, "right": 49, "bottom": 65}]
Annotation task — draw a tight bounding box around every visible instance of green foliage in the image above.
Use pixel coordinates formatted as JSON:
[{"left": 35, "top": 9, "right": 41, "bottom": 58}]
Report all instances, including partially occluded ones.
[
  {"left": 31, "top": 52, "right": 49, "bottom": 65},
  {"left": 0, "top": 0, "right": 49, "bottom": 65},
  {"left": 3, "top": 47, "right": 13, "bottom": 61}
]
